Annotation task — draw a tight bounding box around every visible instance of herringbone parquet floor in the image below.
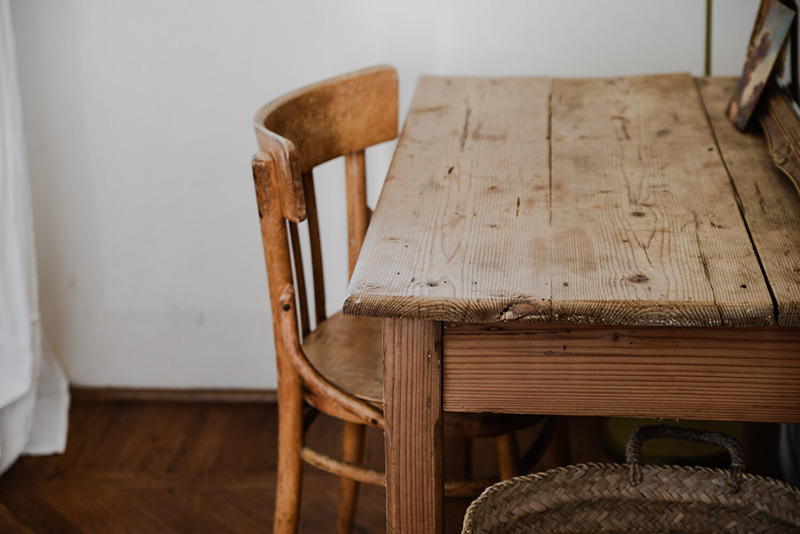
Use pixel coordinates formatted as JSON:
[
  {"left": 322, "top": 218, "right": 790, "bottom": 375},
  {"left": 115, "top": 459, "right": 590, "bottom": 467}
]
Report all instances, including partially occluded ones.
[{"left": 0, "top": 399, "right": 773, "bottom": 533}]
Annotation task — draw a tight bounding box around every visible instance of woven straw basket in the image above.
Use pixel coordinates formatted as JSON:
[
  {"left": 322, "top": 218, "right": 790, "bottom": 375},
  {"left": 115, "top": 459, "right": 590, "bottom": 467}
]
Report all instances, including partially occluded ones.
[{"left": 462, "top": 425, "right": 800, "bottom": 533}]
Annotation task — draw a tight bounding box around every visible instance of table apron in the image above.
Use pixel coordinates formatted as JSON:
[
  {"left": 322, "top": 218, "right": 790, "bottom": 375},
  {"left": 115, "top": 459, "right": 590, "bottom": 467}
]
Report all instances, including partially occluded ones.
[{"left": 441, "top": 323, "right": 800, "bottom": 423}]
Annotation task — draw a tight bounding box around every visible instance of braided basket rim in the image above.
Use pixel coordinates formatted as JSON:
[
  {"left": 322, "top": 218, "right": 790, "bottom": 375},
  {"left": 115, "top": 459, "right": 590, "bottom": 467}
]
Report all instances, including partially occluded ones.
[{"left": 462, "top": 462, "right": 800, "bottom": 534}]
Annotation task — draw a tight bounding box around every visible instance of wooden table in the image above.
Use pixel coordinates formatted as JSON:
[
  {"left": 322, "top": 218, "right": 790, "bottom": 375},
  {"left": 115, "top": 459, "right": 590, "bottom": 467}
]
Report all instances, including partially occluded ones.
[{"left": 343, "top": 74, "right": 800, "bottom": 534}]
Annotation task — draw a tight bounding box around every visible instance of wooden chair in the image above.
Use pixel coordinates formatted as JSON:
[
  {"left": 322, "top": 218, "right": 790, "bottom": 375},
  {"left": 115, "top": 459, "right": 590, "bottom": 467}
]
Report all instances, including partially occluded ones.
[{"left": 251, "top": 65, "right": 549, "bottom": 534}]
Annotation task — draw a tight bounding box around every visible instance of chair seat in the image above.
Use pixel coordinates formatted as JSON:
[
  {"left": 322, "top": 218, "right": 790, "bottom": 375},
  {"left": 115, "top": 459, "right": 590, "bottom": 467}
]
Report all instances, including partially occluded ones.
[{"left": 303, "top": 311, "right": 384, "bottom": 404}]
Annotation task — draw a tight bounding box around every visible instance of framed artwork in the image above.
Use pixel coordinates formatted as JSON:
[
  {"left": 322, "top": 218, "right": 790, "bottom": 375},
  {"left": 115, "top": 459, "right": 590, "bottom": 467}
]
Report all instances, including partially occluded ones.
[{"left": 728, "top": 0, "right": 796, "bottom": 131}]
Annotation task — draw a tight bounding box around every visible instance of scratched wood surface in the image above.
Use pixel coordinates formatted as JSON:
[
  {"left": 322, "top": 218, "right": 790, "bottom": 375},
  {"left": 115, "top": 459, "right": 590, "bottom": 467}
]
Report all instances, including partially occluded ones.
[
  {"left": 344, "top": 76, "right": 552, "bottom": 322},
  {"left": 698, "top": 77, "right": 800, "bottom": 327},
  {"left": 344, "top": 74, "right": 789, "bottom": 327},
  {"left": 550, "top": 74, "right": 772, "bottom": 327}
]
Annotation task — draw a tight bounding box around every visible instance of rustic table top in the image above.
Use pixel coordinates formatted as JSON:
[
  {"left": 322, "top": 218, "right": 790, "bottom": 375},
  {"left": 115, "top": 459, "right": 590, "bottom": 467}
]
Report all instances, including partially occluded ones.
[{"left": 343, "top": 74, "right": 800, "bottom": 327}]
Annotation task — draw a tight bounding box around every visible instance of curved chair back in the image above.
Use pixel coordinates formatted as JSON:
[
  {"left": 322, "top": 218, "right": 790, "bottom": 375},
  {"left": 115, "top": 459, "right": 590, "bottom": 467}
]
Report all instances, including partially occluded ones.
[{"left": 254, "top": 65, "right": 398, "bottom": 223}]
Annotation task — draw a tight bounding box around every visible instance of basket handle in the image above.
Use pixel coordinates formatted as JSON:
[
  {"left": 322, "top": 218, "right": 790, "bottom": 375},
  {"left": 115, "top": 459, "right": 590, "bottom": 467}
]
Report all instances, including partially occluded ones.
[{"left": 625, "top": 425, "right": 745, "bottom": 492}]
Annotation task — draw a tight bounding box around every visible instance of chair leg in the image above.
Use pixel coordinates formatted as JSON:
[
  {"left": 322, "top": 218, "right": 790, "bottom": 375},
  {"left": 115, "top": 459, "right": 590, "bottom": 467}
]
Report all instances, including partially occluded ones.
[
  {"left": 273, "top": 381, "right": 304, "bottom": 534},
  {"left": 335, "top": 421, "right": 366, "bottom": 534},
  {"left": 496, "top": 433, "right": 521, "bottom": 480}
]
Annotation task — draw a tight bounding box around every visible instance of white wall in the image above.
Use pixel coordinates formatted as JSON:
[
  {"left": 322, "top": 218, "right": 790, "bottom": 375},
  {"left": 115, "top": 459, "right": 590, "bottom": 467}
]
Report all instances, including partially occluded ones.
[{"left": 9, "top": 0, "right": 759, "bottom": 389}]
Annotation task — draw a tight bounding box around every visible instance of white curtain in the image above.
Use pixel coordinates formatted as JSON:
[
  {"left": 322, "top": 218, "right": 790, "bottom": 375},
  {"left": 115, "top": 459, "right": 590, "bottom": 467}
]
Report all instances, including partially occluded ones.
[{"left": 0, "top": 0, "right": 69, "bottom": 475}]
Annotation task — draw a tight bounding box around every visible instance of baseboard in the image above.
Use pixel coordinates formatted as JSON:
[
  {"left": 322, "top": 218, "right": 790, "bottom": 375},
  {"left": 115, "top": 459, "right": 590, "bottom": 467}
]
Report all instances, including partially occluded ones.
[{"left": 69, "top": 386, "right": 278, "bottom": 403}]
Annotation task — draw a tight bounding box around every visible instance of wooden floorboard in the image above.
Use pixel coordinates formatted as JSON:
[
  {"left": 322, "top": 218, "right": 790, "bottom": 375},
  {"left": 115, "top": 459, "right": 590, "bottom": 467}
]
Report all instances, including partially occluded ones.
[
  {"left": 0, "top": 502, "right": 36, "bottom": 534},
  {"left": 0, "top": 400, "right": 774, "bottom": 533}
]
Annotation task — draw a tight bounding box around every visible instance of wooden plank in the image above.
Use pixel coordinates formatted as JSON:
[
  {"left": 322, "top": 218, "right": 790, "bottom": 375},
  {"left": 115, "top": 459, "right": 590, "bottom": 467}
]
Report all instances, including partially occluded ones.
[
  {"left": 0, "top": 503, "right": 36, "bottom": 534},
  {"left": 383, "top": 319, "right": 443, "bottom": 534},
  {"left": 344, "top": 76, "right": 551, "bottom": 323},
  {"left": 550, "top": 74, "right": 774, "bottom": 327},
  {"left": 698, "top": 77, "right": 800, "bottom": 326},
  {"left": 442, "top": 322, "right": 800, "bottom": 423}
]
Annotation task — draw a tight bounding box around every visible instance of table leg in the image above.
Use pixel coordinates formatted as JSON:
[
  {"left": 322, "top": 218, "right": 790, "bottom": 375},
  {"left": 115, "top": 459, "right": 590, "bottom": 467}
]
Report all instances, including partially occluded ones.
[{"left": 383, "top": 318, "right": 443, "bottom": 534}]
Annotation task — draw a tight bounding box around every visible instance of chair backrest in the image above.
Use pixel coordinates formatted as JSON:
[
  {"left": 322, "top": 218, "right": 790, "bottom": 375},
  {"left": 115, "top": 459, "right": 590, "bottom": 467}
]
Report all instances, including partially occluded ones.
[
  {"left": 254, "top": 66, "right": 398, "bottom": 222},
  {"left": 253, "top": 66, "right": 397, "bottom": 340}
]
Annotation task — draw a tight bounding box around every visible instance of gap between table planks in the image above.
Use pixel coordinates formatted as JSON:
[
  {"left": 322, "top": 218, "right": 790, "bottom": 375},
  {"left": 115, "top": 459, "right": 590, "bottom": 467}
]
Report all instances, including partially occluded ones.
[{"left": 699, "top": 77, "right": 800, "bottom": 327}]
